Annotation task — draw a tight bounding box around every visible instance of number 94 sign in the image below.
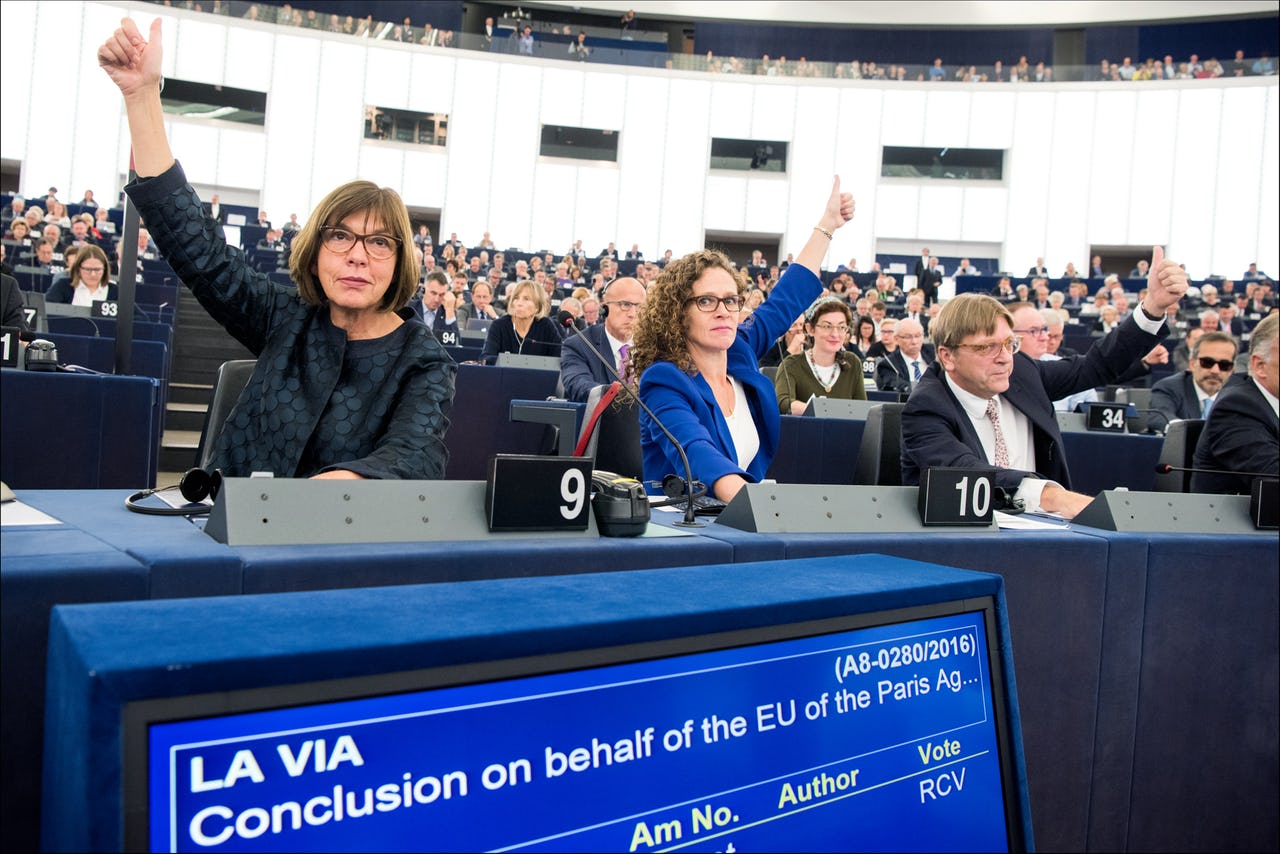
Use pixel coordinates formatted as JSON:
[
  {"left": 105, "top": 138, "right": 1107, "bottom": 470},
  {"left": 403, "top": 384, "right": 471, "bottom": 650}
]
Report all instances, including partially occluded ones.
[{"left": 484, "top": 455, "right": 594, "bottom": 532}]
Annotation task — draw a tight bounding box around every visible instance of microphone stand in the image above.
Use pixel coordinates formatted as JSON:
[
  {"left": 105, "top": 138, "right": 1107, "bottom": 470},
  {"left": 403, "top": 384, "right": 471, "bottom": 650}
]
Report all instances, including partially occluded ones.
[{"left": 561, "top": 318, "right": 703, "bottom": 527}]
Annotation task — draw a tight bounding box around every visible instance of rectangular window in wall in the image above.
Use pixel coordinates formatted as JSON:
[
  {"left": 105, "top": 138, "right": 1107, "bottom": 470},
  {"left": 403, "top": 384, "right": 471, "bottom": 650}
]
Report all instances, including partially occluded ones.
[
  {"left": 161, "top": 79, "right": 266, "bottom": 125},
  {"left": 539, "top": 125, "right": 619, "bottom": 162},
  {"left": 365, "top": 107, "right": 448, "bottom": 146},
  {"left": 710, "top": 138, "right": 788, "bottom": 173},
  {"left": 881, "top": 147, "right": 1004, "bottom": 181}
]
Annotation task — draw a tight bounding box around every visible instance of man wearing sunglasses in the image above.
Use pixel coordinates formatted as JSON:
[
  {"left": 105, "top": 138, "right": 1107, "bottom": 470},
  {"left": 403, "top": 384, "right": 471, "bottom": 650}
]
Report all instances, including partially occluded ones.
[
  {"left": 900, "top": 247, "right": 1187, "bottom": 519},
  {"left": 1149, "top": 332, "right": 1240, "bottom": 433}
]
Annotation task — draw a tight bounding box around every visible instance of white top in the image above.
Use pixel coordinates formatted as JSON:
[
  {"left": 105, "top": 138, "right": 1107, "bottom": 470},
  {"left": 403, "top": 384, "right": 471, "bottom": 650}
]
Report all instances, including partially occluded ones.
[
  {"left": 945, "top": 372, "right": 1053, "bottom": 511},
  {"left": 71, "top": 283, "right": 108, "bottom": 307},
  {"left": 723, "top": 377, "right": 760, "bottom": 470}
]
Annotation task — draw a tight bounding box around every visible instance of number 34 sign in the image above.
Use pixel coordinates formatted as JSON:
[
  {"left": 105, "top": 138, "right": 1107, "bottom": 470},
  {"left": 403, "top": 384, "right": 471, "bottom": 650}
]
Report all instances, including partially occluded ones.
[{"left": 485, "top": 455, "right": 595, "bottom": 532}]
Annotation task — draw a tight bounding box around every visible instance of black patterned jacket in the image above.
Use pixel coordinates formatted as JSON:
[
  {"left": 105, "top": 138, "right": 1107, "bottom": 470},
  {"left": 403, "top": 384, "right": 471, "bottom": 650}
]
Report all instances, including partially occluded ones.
[{"left": 126, "top": 162, "right": 455, "bottom": 479}]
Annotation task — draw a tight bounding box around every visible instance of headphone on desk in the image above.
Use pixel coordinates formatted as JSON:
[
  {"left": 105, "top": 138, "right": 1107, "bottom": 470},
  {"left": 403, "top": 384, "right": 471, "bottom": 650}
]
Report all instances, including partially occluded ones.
[
  {"left": 646, "top": 474, "right": 710, "bottom": 508},
  {"left": 125, "top": 468, "right": 223, "bottom": 515}
]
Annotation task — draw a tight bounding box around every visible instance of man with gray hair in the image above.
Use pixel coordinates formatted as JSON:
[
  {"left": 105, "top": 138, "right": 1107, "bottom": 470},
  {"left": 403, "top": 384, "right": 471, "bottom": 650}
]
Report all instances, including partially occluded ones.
[
  {"left": 901, "top": 248, "right": 1187, "bottom": 518},
  {"left": 1190, "top": 312, "right": 1279, "bottom": 493}
]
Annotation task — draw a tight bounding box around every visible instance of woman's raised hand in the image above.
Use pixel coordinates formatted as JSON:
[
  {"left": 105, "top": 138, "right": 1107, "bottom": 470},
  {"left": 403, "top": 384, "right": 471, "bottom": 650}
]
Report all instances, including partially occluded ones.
[
  {"left": 98, "top": 17, "right": 163, "bottom": 98},
  {"left": 820, "top": 175, "right": 856, "bottom": 233}
]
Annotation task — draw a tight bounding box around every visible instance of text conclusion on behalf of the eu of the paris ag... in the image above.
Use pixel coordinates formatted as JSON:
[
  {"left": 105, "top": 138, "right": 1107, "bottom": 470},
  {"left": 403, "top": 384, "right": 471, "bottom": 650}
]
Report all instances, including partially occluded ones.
[{"left": 150, "top": 610, "right": 1010, "bottom": 852}]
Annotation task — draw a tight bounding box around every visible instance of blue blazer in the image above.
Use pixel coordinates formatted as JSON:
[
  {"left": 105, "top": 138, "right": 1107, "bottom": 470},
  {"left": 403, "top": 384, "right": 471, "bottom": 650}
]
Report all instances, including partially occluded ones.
[
  {"left": 639, "top": 264, "right": 821, "bottom": 486},
  {"left": 560, "top": 322, "right": 617, "bottom": 402},
  {"left": 901, "top": 315, "right": 1164, "bottom": 491}
]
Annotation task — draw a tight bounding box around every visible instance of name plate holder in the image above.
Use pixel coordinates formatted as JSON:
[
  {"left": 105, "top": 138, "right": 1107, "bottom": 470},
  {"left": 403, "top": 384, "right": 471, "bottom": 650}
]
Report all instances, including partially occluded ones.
[
  {"left": 204, "top": 479, "right": 598, "bottom": 546},
  {"left": 1251, "top": 478, "right": 1278, "bottom": 530},
  {"left": 1, "top": 326, "right": 22, "bottom": 369},
  {"left": 1085, "top": 402, "right": 1127, "bottom": 433},
  {"left": 92, "top": 299, "right": 120, "bottom": 319},
  {"left": 917, "top": 467, "right": 998, "bottom": 527},
  {"left": 716, "top": 484, "right": 997, "bottom": 534},
  {"left": 485, "top": 454, "right": 593, "bottom": 532}
]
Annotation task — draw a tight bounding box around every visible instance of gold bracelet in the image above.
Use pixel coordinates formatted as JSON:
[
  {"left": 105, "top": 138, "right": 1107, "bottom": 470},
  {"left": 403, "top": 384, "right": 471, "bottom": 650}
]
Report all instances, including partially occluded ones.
[{"left": 813, "top": 225, "right": 833, "bottom": 240}]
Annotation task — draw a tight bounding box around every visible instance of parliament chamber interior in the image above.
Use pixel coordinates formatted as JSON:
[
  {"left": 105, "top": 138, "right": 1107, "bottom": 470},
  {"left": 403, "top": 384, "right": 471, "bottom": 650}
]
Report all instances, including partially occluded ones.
[{"left": 2, "top": 0, "right": 1277, "bottom": 851}]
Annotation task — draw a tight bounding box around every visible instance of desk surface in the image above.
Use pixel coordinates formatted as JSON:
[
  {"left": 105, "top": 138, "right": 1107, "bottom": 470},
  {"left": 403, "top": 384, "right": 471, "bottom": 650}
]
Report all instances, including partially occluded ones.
[{"left": 3, "top": 488, "right": 1276, "bottom": 853}]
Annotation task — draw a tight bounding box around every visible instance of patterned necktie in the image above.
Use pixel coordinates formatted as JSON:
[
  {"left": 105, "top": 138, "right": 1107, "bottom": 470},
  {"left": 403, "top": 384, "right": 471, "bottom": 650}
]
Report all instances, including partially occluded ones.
[
  {"left": 911, "top": 360, "right": 922, "bottom": 381},
  {"left": 985, "top": 398, "right": 1010, "bottom": 468},
  {"left": 618, "top": 343, "right": 630, "bottom": 380}
]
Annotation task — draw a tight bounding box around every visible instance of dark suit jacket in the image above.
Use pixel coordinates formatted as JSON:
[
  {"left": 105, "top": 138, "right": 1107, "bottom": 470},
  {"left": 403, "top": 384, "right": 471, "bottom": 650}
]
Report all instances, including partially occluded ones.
[
  {"left": 204, "top": 203, "right": 228, "bottom": 225},
  {"left": 913, "top": 257, "right": 930, "bottom": 280},
  {"left": 916, "top": 268, "right": 942, "bottom": 304},
  {"left": 406, "top": 297, "right": 459, "bottom": 343},
  {"left": 560, "top": 322, "right": 618, "bottom": 403},
  {"left": 874, "top": 347, "right": 936, "bottom": 393},
  {"left": 44, "top": 279, "right": 119, "bottom": 304},
  {"left": 901, "top": 316, "right": 1164, "bottom": 490},
  {"left": 1149, "top": 371, "right": 1208, "bottom": 431},
  {"left": 2, "top": 273, "right": 32, "bottom": 338},
  {"left": 1191, "top": 379, "right": 1279, "bottom": 494},
  {"left": 900, "top": 312, "right": 930, "bottom": 336},
  {"left": 1027, "top": 265, "right": 1048, "bottom": 277}
]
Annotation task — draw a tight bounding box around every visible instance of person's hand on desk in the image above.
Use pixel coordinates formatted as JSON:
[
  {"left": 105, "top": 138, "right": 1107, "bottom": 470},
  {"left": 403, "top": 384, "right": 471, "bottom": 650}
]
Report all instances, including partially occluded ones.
[
  {"left": 1039, "top": 483, "right": 1093, "bottom": 519},
  {"left": 311, "top": 470, "right": 365, "bottom": 480},
  {"left": 713, "top": 473, "right": 748, "bottom": 502}
]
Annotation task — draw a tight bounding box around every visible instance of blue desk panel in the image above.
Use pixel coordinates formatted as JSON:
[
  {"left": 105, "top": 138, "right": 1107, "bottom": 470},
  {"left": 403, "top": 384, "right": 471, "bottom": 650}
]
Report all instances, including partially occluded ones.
[
  {"left": 767, "top": 414, "right": 1163, "bottom": 493},
  {"left": 1123, "top": 532, "right": 1279, "bottom": 852},
  {"left": 42, "top": 556, "right": 1028, "bottom": 852},
  {"left": 0, "top": 371, "right": 161, "bottom": 489},
  {"left": 0, "top": 524, "right": 149, "bottom": 854},
  {"left": 701, "top": 525, "right": 1109, "bottom": 852},
  {"left": 445, "top": 364, "right": 562, "bottom": 479}
]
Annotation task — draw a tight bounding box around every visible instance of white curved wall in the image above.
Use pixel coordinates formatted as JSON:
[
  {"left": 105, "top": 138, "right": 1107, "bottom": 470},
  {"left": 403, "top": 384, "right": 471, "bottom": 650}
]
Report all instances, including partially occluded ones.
[{"left": 3, "top": 0, "right": 1277, "bottom": 277}]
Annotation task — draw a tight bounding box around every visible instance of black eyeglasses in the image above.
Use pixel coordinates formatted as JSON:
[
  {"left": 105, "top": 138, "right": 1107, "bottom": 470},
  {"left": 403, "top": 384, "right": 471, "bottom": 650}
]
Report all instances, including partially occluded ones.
[
  {"left": 1196, "top": 356, "right": 1234, "bottom": 371},
  {"left": 687, "top": 295, "right": 745, "bottom": 312},
  {"left": 320, "top": 227, "right": 402, "bottom": 260}
]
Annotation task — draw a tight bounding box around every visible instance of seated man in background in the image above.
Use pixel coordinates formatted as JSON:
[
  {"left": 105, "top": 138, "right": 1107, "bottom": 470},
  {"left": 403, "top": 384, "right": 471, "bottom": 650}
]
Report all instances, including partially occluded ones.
[
  {"left": 1191, "top": 313, "right": 1279, "bottom": 493},
  {"left": 1170, "top": 326, "right": 1204, "bottom": 372},
  {"left": 901, "top": 248, "right": 1185, "bottom": 518},
  {"left": 559, "top": 276, "right": 645, "bottom": 403},
  {"left": 1149, "top": 331, "right": 1239, "bottom": 432},
  {"left": 874, "top": 317, "right": 933, "bottom": 394}
]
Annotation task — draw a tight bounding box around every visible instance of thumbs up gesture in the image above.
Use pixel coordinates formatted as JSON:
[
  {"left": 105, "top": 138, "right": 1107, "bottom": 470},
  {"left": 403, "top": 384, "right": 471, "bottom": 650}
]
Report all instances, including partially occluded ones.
[{"left": 1143, "top": 246, "right": 1188, "bottom": 315}]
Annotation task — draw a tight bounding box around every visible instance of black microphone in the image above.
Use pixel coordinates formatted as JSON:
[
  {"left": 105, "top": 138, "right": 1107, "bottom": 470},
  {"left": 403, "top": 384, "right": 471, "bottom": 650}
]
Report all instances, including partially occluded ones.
[
  {"left": 560, "top": 321, "right": 704, "bottom": 528},
  {"left": 1155, "top": 463, "right": 1278, "bottom": 480}
]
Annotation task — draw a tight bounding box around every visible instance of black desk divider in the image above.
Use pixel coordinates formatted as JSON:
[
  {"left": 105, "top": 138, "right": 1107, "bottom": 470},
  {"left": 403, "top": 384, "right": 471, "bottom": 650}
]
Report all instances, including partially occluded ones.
[
  {"left": 716, "top": 484, "right": 997, "bottom": 533},
  {"left": 1072, "top": 490, "right": 1262, "bottom": 534},
  {"left": 205, "top": 479, "right": 600, "bottom": 545},
  {"left": 1252, "top": 478, "right": 1278, "bottom": 529}
]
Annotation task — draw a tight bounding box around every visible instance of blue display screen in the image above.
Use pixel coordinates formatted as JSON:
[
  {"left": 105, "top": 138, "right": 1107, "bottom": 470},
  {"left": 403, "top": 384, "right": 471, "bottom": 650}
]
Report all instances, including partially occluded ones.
[{"left": 146, "top": 608, "right": 1011, "bottom": 852}]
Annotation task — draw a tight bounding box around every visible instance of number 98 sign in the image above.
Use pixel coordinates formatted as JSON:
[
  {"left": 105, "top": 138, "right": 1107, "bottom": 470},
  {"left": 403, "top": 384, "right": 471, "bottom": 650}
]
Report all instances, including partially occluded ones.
[{"left": 485, "top": 455, "right": 595, "bottom": 532}]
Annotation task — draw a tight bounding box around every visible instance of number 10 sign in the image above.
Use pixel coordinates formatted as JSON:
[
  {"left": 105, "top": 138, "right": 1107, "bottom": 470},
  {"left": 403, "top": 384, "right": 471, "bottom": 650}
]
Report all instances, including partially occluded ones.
[{"left": 917, "top": 467, "right": 998, "bottom": 527}]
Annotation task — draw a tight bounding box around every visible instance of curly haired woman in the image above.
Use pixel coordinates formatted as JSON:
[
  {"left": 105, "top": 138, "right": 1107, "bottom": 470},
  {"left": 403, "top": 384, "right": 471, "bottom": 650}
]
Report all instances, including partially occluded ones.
[{"left": 628, "top": 177, "right": 854, "bottom": 501}]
